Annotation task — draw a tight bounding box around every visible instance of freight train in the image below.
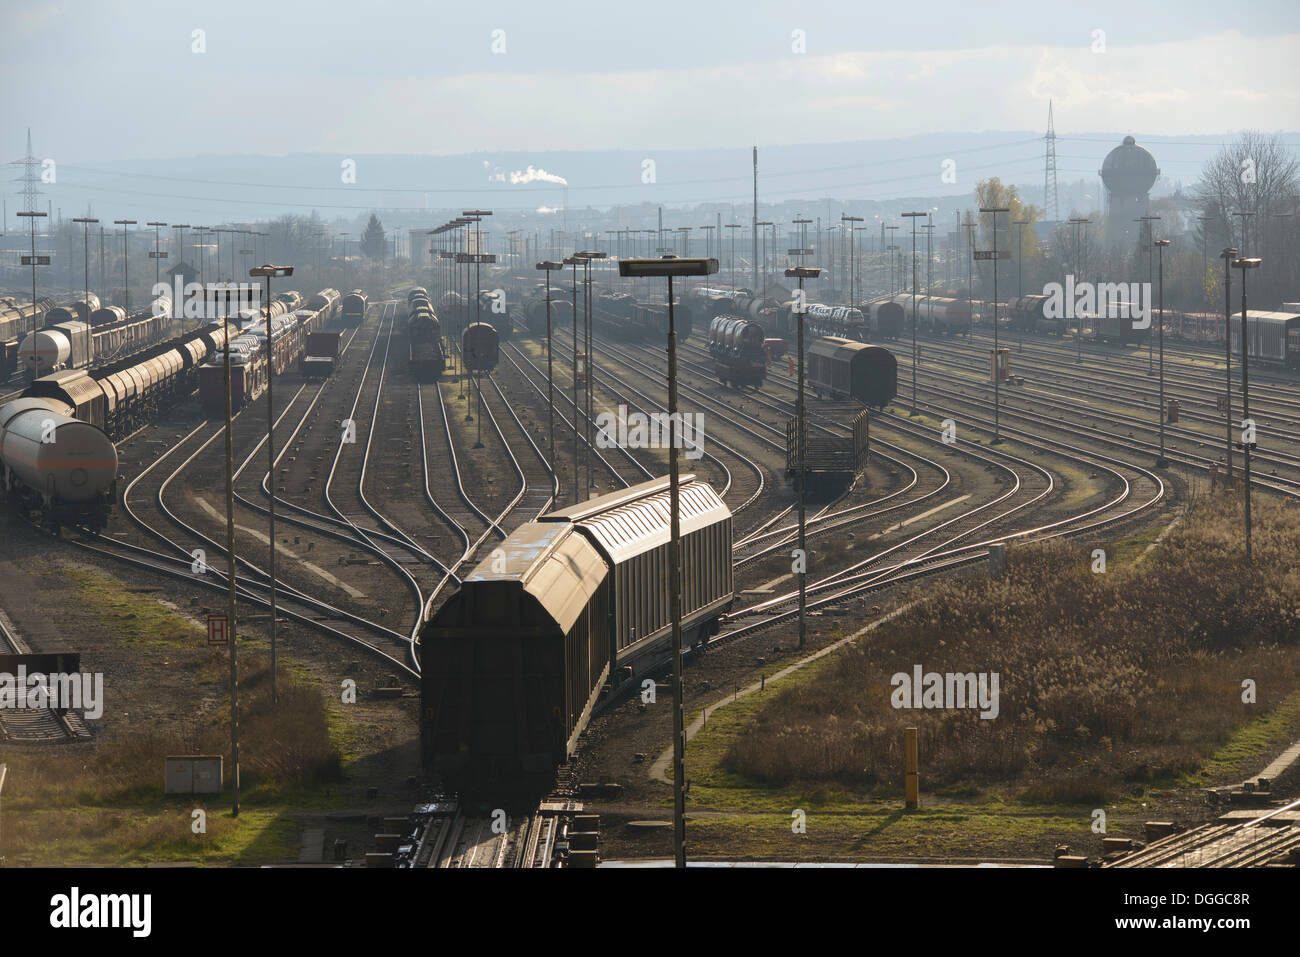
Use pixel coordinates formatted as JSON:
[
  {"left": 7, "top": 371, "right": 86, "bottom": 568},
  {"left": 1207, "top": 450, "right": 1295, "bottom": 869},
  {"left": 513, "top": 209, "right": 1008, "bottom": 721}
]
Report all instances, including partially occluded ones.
[
  {"left": 408, "top": 299, "right": 445, "bottom": 381},
  {"left": 708, "top": 315, "right": 767, "bottom": 389},
  {"left": 18, "top": 289, "right": 176, "bottom": 378},
  {"left": 420, "top": 475, "right": 733, "bottom": 796},
  {"left": 786, "top": 303, "right": 867, "bottom": 341}
]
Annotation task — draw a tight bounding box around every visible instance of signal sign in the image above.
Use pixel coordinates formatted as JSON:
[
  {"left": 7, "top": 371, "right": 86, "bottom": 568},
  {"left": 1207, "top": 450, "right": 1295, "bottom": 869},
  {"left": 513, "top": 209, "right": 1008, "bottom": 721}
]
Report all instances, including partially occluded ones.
[
  {"left": 973, "top": 250, "right": 1010, "bottom": 261},
  {"left": 21, "top": 255, "right": 51, "bottom": 266},
  {"left": 207, "top": 614, "right": 228, "bottom": 646}
]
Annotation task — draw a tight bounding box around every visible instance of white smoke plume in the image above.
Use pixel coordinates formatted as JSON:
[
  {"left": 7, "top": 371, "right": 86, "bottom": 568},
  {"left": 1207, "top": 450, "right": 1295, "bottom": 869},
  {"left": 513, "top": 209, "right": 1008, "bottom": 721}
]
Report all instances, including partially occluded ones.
[{"left": 509, "top": 165, "right": 568, "bottom": 186}]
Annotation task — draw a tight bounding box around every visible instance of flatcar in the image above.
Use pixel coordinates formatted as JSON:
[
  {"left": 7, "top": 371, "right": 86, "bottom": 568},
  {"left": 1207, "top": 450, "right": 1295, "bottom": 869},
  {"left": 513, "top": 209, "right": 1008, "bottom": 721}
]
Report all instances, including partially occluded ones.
[
  {"left": 1230, "top": 310, "right": 1300, "bottom": 370},
  {"left": 421, "top": 474, "right": 733, "bottom": 796},
  {"left": 807, "top": 337, "right": 897, "bottom": 409},
  {"left": 797, "top": 303, "right": 866, "bottom": 341},
  {"left": 708, "top": 315, "right": 767, "bottom": 389},
  {"left": 461, "top": 321, "right": 499, "bottom": 374},
  {"left": 341, "top": 290, "right": 367, "bottom": 323},
  {"left": 408, "top": 305, "right": 444, "bottom": 381},
  {"left": 0, "top": 396, "right": 118, "bottom": 530}
]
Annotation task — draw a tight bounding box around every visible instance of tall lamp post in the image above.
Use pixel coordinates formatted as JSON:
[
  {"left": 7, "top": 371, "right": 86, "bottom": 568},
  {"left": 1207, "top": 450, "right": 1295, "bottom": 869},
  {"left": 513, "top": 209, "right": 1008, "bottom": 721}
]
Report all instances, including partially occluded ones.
[
  {"left": 1220, "top": 247, "right": 1238, "bottom": 486},
  {"left": 250, "top": 264, "right": 294, "bottom": 704},
  {"left": 1154, "top": 238, "right": 1171, "bottom": 467},
  {"left": 786, "top": 265, "right": 820, "bottom": 652},
  {"left": 1233, "top": 256, "right": 1262, "bottom": 566},
  {"left": 1137, "top": 215, "right": 1160, "bottom": 374},
  {"left": 725, "top": 224, "right": 742, "bottom": 293},
  {"left": 617, "top": 254, "right": 718, "bottom": 871},
  {"left": 977, "top": 206, "right": 1010, "bottom": 443},
  {"left": 17, "top": 211, "right": 47, "bottom": 339},
  {"left": 1069, "top": 217, "right": 1091, "bottom": 363},
  {"left": 114, "top": 219, "right": 137, "bottom": 313},
  {"left": 564, "top": 255, "right": 582, "bottom": 503},
  {"left": 147, "top": 221, "right": 168, "bottom": 296},
  {"left": 578, "top": 251, "right": 607, "bottom": 496},
  {"left": 842, "top": 215, "right": 864, "bottom": 306},
  {"left": 72, "top": 217, "right": 99, "bottom": 322},
  {"left": 902, "top": 212, "right": 926, "bottom": 413},
  {"left": 537, "top": 261, "right": 564, "bottom": 496},
  {"left": 1013, "top": 219, "right": 1029, "bottom": 353}
]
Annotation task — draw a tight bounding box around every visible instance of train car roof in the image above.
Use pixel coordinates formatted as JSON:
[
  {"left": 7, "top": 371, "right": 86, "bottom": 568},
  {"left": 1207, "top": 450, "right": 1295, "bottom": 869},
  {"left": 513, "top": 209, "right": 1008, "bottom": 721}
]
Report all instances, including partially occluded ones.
[
  {"left": 0, "top": 396, "right": 76, "bottom": 427},
  {"left": 460, "top": 521, "right": 606, "bottom": 633},
  {"left": 23, "top": 369, "right": 103, "bottom": 409},
  {"left": 808, "top": 336, "right": 892, "bottom": 360},
  {"left": 543, "top": 474, "right": 730, "bottom": 564},
  {"left": 1229, "top": 310, "right": 1300, "bottom": 325}
]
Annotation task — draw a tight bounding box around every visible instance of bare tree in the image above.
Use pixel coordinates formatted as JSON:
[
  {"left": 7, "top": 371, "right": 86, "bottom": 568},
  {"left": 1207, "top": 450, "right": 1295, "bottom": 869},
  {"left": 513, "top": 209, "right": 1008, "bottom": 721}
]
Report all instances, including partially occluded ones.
[{"left": 1193, "top": 131, "right": 1300, "bottom": 306}]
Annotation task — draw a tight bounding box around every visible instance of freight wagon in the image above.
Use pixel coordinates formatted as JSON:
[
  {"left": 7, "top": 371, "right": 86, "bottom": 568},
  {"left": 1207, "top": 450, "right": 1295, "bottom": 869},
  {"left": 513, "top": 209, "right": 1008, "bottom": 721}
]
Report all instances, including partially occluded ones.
[{"left": 421, "top": 475, "right": 732, "bottom": 797}]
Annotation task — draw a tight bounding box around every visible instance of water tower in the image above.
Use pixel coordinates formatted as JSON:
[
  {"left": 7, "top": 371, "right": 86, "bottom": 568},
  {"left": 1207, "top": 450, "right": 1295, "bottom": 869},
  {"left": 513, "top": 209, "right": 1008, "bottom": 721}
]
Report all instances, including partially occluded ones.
[{"left": 1100, "top": 135, "right": 1160, "bottom": 249}]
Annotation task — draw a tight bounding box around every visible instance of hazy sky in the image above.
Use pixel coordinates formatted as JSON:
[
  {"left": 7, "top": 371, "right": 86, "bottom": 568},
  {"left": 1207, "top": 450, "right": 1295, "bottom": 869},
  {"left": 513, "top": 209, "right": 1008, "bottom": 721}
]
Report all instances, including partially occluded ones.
[{"left": 5, "top": 0, "right": 1299, "bottom": 163}]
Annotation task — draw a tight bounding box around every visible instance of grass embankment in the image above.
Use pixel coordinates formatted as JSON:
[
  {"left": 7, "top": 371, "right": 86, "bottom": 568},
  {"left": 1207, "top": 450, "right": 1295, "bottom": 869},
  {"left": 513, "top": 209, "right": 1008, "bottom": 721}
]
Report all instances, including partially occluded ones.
[
  {"left": 681, "top": 493, "right": 1300, "bottom": 855},
  {"left": 2, "top": 566, "right": 346, "bottom": 865}
]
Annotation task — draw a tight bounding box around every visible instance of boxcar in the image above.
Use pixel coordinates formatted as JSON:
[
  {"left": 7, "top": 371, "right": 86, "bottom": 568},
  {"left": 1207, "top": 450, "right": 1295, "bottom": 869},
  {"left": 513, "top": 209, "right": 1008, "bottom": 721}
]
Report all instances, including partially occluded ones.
[
  {"left": 1230, "top": 310, "right": 1300, "bottom": 369},
  {"left": 421, "top": 475, "right": 732, "bottom": 797},
  {"left": 462, "top": 321, "right": 499, "bottom": 373},
  {"left": 807, "top": 337, "right": 897, "bottom": 409}
]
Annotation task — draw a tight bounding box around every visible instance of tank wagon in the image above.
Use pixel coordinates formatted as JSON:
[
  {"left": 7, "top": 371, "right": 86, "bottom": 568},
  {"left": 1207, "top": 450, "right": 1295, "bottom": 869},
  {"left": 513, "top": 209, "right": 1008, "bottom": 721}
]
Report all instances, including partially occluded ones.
[
  {"left": 862, "top": 300, "right": 906, "bottom": 340},
  {"left": 807, "top": 337, "right": 897, "bottom": 409},
  {"left": 408, "top": 304, "right": 444, "bottom": 381},
  {"left": 708, "top": 316, "right": 767, "bottom": 389},
  {"left": 523, "top": 293, "right": 571, "bottom": 338},
  {"left": 918, "top": 297, "right": 972, "bottom": 336},
  {"left": 45, "top": 295, "right": 101, "bottom": 327},
  {"left": 421, "top": 475, "right": 733, "bottom": 796},
  {"left": 461, "top": 321, "right": 499, "bottom": 374},
  {"left": 341, "top": 290, "right": 367, "bottom": 323},
  {"left": 306, "top": 288, "right": 341, "bottom": 322},
  {"left": 0, "top": 396, "right": 118, "bottom": 530}
]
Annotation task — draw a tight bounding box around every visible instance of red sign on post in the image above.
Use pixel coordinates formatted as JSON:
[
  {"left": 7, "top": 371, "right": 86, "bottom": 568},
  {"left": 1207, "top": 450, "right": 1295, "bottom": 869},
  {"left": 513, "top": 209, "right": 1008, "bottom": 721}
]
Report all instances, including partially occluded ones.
[{"left": 207, "top": 614, "right": 228, "bottom": 646}]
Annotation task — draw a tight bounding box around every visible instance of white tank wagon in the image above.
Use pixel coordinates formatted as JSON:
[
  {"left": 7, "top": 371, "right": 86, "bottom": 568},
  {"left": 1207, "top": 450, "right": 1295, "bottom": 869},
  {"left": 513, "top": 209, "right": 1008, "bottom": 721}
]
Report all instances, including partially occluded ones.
[
  {"left": 0, "top": 397, "right": 118, "bottom": 528},
  {"left": 19, "top": 321, "right": 92, "bottom": 376}
]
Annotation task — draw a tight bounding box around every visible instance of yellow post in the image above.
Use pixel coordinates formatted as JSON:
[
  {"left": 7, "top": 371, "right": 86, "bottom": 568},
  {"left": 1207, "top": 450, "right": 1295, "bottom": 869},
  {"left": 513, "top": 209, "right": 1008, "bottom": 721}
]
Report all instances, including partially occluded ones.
[{"left": 905, "top": 727, "right": 919, "bottom": 810}]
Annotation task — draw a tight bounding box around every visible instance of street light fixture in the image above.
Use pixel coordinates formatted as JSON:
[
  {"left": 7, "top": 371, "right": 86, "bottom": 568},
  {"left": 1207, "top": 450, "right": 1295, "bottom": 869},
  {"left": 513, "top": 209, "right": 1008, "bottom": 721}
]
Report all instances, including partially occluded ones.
[
  {"left": 1069, "top": 217, "right": 1092, "bottom": 363},
  {"left": 1232, "top": 256, "right": 1262, "bottom": 566},
  {"left": 785, "top": 264, "right": 820, "bottom": 653},
  {"left": 250, "top": 264, "right": 294, "bottom": 704},
  {"left": 616, "top": 255, "right": 719, "bottom": 871}
]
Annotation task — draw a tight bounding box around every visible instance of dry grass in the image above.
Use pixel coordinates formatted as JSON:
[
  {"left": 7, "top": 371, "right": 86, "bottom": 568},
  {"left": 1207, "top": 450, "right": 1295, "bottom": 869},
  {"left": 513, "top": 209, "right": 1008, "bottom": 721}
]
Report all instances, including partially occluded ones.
[{"left": 722, "top": 494, "right": 1300, "bottom": 803}]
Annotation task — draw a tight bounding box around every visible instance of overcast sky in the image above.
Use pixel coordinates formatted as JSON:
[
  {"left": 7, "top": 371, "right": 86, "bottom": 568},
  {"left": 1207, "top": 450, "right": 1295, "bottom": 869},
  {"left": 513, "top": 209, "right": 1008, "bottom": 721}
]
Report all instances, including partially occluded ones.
[{"left": 4, "top": 0, "right": 1299, "bottom": 164}]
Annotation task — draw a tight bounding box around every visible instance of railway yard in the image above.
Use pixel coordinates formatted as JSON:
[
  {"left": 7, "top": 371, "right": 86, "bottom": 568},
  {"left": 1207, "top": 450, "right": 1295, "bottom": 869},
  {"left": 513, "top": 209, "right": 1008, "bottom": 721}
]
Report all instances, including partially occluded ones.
[{"left": 3, "top": 270, "right": 1299, "bottom": 871}]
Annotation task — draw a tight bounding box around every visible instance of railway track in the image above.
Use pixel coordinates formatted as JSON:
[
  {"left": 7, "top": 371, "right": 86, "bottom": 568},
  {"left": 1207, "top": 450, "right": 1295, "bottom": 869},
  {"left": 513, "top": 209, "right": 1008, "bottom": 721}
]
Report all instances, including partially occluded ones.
[{"left": 0, "top": 614, "right": 90, "bottom": 743}]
